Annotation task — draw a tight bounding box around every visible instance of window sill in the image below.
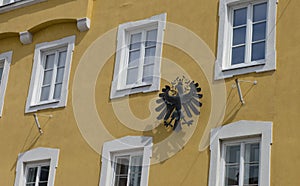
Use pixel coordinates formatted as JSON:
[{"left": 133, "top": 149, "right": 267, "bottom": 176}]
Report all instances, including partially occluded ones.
[
  {"left": 111, "top": 80, "right": 159, "bottom": 99},
  {"left": 30, "top": 99, "right": 60, "bottom": 107},
  {"left": 26, "top": 100, "right": 65, "bottom": 113},
  {"left": 215, "top": 55, "right": 276, "bottom": 80},
  {"left": 117, "top": 83, "right": 152, "bottom": 92},
  {"left": 0, "top": 0, "right": 46, "bottom": 14},
  {"left": 222, "top": 61, "right": 265, "bottom": 72},
  {"left": 215, "top": 0, "right": 277, "bottom": 81}
]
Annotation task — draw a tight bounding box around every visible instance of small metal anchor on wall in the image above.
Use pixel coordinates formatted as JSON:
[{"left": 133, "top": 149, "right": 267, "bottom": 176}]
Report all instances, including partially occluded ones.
[
  {"left": 33, "top": 113, "right": 53, "bottom": 134},
  {"left": 232, "top": 78, "right": 257, "bottom": 105}
]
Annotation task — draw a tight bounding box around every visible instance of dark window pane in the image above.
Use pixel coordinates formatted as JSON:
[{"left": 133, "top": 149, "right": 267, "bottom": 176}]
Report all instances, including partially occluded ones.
[
  {"left": 231, "top": 46, "right": 245, "bottom": 65},
  {"left": 55, "top": 67, "right": 65, "bottom": 83},
  {"left": 115, "top": 157, "right": 130, "bottom": 174},
  {"left": 126, "top": 68, "right": 139, "bottom": 85},
  {"left": 42, "top": 70, "right": 53, "bottom": 85},
  {"left": 142, "top": 64, "right": 154, "bottom": 83},
  {"left": 39, "top": 166, "right": 50, "bottom": 181},
  {"left": 245, "top": 143, "right": 260, "bottom": 163},
  {"left": 130, "top": 33, "right": 142, "bottom": 50},
  {"left": 128, "top": 50, "right": 140, "bottom": 68},
  {"left": 45, "top": 54, "right": 55, "bottom": 70},
  {"left": 244, "top": 164, "right": 259, "bottom": 185},
  {"left": 252, "top": 22, "right": 266, "bottom": 41},
  {"left": 129, "top": 156, "right": 142, "bottom": 186},
  {"left": 225, "top": 165, "right": 240, "bottom": 186},
  {"left": 0, "top": 67, "right": 4, "bottom": 85},
  {"left": 58, "top": 51, "right": 67, "bottom": 67},
  {"left": 145, "top": 46, "right": 156, "bottom": 58},
  {"left": 146, "top": 29, "right": 157, "bottom": 42},
  {"left": 250, "top": 143, "right": 260, "bottom": 162},
  {"left": 40, "top": 86, "right": 50, "bottom": 101},
  {"left": 226, "top": 145, "right": 241, "bottom": 163},
  {"left": 129, "top": 174, "right": 141, "bottom": 186},
  {"left": 233, "top": 7, "right": 247, "bottom": 26},
  {"left": 115, "top": 176, "right": 128, "bottom": 186},
  {"left": 0, "top": 60, "right": 4, "bottom": 82},
  {"left": 53, "top": 83, "right": 62, "bottom": 99},
  {"left": 146, "top": 29, "right": 157, "bottom": 47},
  {"left": 26, "top": 184, "right": 35, "bottom": 186},
  {"left": 233, "top": 26, "right": 246, "bottom": 45},
  {"left": 251, "top": 41, "right": 265, "bottom": 61},
  {"left": 130, "top": 156, "right": 143, "bottom": 172},
  {"left": 144, "top": 47, "right": 156, "bottom": 65},
  {"left": 253, "top": 2, "right": 267, "bottom": 22},
  {"left": 26, "top": 167, "right": 38, "bottom": 182}
]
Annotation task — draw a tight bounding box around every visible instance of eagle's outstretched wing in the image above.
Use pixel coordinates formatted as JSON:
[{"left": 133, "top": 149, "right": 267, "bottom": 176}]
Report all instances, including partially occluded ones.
[
  {"left": 155, "top": 85, "right": 171, "bottom": 120},
  {"left": 155, "top": 97, "right": 167, "bottom": 120},
  {"left": 180, "top": 81, "right": 203, "bottom": 118},
  {"left": 155, "top": 85, "right": 181, "bottom": 120}
]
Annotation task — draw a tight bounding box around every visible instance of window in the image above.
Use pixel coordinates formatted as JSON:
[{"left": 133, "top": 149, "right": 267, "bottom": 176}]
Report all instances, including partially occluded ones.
[
  {"left": 24, "top": 161, "right": 50, "bottom": 186},
  {"left": 230, "top": 2, "right": 267, "bottom": 66},
  {"left": 110, "top": 13, "right": 166, "bottom": 99},
  {"left": 208, "top": 120, "right": 272, "bottom": 186},
  {"left": 215, "top": 0, "right": 277, "bottom": 80},
  {"left": 0, "top": 0, "right": 46, "bottom": 13},
  {"left": 25, "top": 35, "right": 75, "bottom": 113},
  {"left": 99, "top": 136, "right": 152, "bottom": 186},
  {"left": 0, "top": 51, "right": 12, "bottom": 117},
  {"left": 222, "top": 138, "right": 260, "bottom": 186},
  {"left": 112, "top": 151, "right": 143, "bottom": 186},
  {"left": 14, "top": 147, "right": 59, "bottom": 186}
]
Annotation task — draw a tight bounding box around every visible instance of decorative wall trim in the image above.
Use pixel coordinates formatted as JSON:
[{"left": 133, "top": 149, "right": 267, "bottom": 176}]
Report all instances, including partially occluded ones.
[
  {"left": 77, "top": 17, "right": 90, "bottom": 32},
  {"left": 208, "top": 120, "right": 272, "bottom": 186},
  {"left": 19, "top": 31, "right": 33, "bottom": 45},
  {"left": 14, "top": 147, "right": 59, "bottom": 186},
  {"left": 25, "top": 35, "right": 76, "bottom": 113},
  {"left": 99, "top": 136, "right": 152, "bottom": 186},
  {"left": 214, "top": 0, "right": 277, "bottom": 80},
  {"left": 110, "top": 13, "right": 166, "bottom": 99}
]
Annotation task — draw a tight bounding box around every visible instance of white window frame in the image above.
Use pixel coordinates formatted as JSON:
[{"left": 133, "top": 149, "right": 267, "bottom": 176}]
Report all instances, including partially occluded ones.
[
  {"left": 208, "top": 120, "right": 272, "bottom": 186},
  {"left": 110, "top": 13, "right": 166, "bottom": 99},
  {"left": 99, "top": 136, "right": 152, "bottom": 186},
  {"left": 221, "top": 137, "right": 260, "bottom": 186},
  {"left": 24, "top": 161, "right": 50, "bottom": 186},
  {"left": 111, "top": 150, "right": 143, "bottom": 186},
  {"left": 214, "top": 0, "right": 277, "bottom": 80},
  {"left": 14, "top": 147, "right": 59, "bottom": 186},
  {"left": 0, "top": 0, "right": 46, "bottom": 14},
  {"left": 0, "top": 51, "right": 12, "bottom": 117},
  {"left": 25, "top": 35, "right": 75, "bottom": 113}
]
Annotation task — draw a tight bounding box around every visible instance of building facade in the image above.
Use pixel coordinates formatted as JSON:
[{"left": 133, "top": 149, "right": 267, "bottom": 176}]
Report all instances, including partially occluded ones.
[{"left": 0, "top": 0, "right": 299, "bottom": 185}]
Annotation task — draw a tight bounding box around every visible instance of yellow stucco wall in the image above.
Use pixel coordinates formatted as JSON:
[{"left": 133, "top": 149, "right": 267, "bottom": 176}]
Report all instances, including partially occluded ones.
[{"left": 0, "top": 0, "right": 300, "bottom": 185}]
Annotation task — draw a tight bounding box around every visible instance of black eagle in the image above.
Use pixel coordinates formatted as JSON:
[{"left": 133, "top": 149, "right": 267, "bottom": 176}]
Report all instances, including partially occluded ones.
[{"left": 155, "top": 80, "right": 203, "bottom": 131}]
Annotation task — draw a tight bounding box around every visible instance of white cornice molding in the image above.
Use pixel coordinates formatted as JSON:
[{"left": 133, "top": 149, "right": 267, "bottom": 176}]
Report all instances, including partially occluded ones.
[
  {"left": 19, "top": 31, "right": 32, "bottom": 45},
  {"left": 77, "top": 17, "right": 90, "bottom": 32}
]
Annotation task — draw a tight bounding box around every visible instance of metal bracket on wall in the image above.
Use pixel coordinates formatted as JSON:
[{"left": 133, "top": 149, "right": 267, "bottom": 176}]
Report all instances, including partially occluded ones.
[
  {"left": 232, "top": 78, "right": 257, "bottom": 105},
  {"left": 33, "top": 113, "right": 53, "bottom": 134}
]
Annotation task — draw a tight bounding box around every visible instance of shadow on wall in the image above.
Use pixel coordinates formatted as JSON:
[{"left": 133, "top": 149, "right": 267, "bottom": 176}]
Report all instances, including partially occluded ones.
[{"left": 10, "top": 115, "right": 52, "bottom": 172}]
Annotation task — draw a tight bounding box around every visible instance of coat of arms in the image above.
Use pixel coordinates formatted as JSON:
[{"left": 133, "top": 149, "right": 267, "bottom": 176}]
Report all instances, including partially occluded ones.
[{"left": 155, "top": 77, "right": 203, "bottom": 131}]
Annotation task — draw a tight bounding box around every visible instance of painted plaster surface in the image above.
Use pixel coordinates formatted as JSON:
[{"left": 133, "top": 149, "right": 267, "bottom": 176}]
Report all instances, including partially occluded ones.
[{"left": 0, "top": 0, "right": 299, "bottom": 185}]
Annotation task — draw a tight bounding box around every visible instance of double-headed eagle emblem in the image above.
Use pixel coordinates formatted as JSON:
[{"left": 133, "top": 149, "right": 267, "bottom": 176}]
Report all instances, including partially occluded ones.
[{"left": 155, "top": 77, "right": 203, "bottom": 131}]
